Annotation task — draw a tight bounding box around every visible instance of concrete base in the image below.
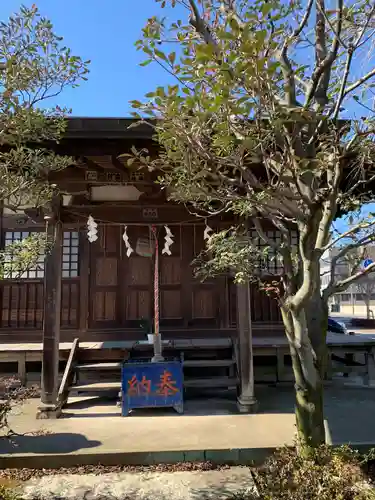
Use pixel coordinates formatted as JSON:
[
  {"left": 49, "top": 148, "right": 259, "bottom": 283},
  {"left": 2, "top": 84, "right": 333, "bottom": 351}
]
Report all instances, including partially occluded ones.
[
  {"left": 237, "top": 396, "right": 258, "bottom": 414},
  {"left": 151, "top": 354, "right": 165, "bottom": 363},
  {"left": 36, "top": 403, "right": 62, "bottom": 420},
  {"left": 151, "top": 335, "right": 164, "bottom": 363}
]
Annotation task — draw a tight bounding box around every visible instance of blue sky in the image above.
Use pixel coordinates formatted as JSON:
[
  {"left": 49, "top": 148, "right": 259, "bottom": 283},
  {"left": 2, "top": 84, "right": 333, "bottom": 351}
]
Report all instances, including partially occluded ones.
[
  {"left": 0, "top": 0, "right": 174, "bottom": 117},
  {"left": 1, "top": 1, "right": 373, "bottom": 230},
  {"left": 0, "top": 1, "right": 373, "bottom": 120}
]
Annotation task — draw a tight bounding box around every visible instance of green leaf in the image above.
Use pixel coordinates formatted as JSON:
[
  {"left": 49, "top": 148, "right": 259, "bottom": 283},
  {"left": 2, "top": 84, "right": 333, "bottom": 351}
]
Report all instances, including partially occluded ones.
[
  {"left": 140, "top": 59, "right": 152, "bottom": 67},
  {"left": 261, "top": 3, "right": 273, "bottom": 16},
  {"left": 220, "top": 31, "right": 235, "bottom": 41},
  {"left": 255, "top": 30, "right": 267, "bottom": 44},
  {"left": 154, "top": 48, "right": 168, "bottom": 62},
  {"left": 132, "top": 99, "right": 143, "bottom": 106},
  {"left": 168, "top": 52, "right": 176, "bottom": 65}
]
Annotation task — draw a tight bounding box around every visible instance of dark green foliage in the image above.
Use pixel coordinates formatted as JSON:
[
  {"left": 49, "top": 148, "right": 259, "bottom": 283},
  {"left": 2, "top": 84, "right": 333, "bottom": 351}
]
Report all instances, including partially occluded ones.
[
  {"left": 244, "top": 446, "right": 375, "bottom": 500},
  {"left": 0, "top": 485, "right": 20, "bottom": 500}
]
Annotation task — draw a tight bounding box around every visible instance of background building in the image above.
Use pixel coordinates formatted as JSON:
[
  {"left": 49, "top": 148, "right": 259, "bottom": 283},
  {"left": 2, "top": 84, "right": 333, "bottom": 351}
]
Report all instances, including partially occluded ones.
[{"left": 321, "top": 246, "right": 375, "bottom": 318}]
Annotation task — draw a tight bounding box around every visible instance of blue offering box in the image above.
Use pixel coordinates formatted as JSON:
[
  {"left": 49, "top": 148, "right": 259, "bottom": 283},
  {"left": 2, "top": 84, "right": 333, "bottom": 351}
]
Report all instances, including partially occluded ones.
[{"left": 121, "top": 360, "right": 184, "bottom": 416}]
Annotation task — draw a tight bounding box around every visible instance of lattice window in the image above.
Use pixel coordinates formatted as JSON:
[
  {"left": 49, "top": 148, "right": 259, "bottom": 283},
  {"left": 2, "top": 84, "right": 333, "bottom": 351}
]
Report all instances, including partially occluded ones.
[
  {"left": 3, "top": 230, "right": 79, "bottom": 279},
  {"left": 3, "top": 231, "right": 45, "bottom": 279},
  {"left": 130, "top": 171, "right": 145, "bottom": 182},
  {"left": 62, "top": 231, "right": 79, "bottom": 278},
  {"left": 250, "top": 229, "right": 298, "bottom": 275}
]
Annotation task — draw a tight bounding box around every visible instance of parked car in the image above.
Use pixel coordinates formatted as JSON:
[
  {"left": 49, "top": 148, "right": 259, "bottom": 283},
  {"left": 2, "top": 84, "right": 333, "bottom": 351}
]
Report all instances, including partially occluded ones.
[{"left": 328, "top": 317, "right": 355, "bottom": 335}]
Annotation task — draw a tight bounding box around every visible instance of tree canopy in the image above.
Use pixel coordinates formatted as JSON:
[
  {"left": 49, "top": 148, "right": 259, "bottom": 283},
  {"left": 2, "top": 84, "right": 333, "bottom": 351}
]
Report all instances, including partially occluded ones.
[
  {"left": 133, "top": 0, "right": 375, "bottom": 452},
  {"left": 0, "top": 5, "right": 89, "bottom": 277}
]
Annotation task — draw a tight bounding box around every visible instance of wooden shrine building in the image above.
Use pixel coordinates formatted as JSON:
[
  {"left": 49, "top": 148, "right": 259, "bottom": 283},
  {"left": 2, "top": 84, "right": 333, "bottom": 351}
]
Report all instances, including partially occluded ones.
[{"left": 0, "top": 118, "right": 285, "bottom": 416}]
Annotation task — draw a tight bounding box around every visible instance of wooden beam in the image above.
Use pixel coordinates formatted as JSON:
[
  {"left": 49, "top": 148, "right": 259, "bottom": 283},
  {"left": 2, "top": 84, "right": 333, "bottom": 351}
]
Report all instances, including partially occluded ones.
[
  {"left": 37, "top": 196, "right": 63, "bottom": 419},
  {"left": 85, "top": 155, "right": 112, "bottom": 171},
  {"left": 236, "top": 281, "right": 258, "bottom": 413}
]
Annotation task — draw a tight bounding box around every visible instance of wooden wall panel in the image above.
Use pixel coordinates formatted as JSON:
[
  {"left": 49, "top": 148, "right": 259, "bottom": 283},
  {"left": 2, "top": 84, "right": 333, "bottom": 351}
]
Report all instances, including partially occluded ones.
[
  {"left": 251, "top": 284, "right": 281, "bottom": 322},
  {"left": 189, "top": 225, "right": 220, "bottom": 326},
  {"left": 96, "top": 257, "right": 118, "bottom": 286},
  {"left": 1, "top": 282, "right": 44, "bottom": 328},
  {"left": 89, "top": 225, "right": 120, "bottom": 327},
  {"left": 126, "top": 290, "right": 150, "bottom": 320},
  {"left": 94, "top": 291, "right": 117, "bottom": 321},
  {"left": 159, "top": 227, "right": 183, "bottom": 324},
  {"left": 160, "top": 258, "right": 181, "bottom": 285},
  {"left": 228, "top": 280, "right": 282, "bottom": 325},
  {"left": 61, "top": 282, "right": 79, "bottom": 327},
  {"left": 123, "top": 256, "right": 152, "bottom": 323},
  {"left": 129, "top": 257, "right": 151, "bottom": 285},
  {"left": 192, "top": 288, "right": 215, "bottom": 319},
  {"left": 161, "top": 289, "right": 181, "bottom": 319},
  {"left": 0, "top": 280, "right": 79, "bottom": 329}
]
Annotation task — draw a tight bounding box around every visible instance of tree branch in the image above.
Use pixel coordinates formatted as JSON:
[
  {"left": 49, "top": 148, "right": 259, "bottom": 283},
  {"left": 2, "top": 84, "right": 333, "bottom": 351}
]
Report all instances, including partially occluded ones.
[
  {"left": 278, "top": 0, "right": 314, "bottom": 106},
  {"left": 316, "top": 147, "right": 341, "bottom": 249},
  {"left": 331, "top": 262, "right": 375, "bottom": 294},
  {"left": 188, "top": 0, "right": 219, "bottom": 51},
  {"left": 332, "top": 4, "right": 375, "bottom": 120},
  {"left": 343, "top": 68, "right": 375, "bottom": 98},
  {"left": 304, "top": 0, "right": 344, "bottom": 108},
  {"left": 325, "top": 220, "right": 375, "bottom": 251},
  {"left": 323, "top": 232, "right": 375, "bottom": 299},
  {"left": 332, "top": 46, "right": 354, "bottom": 120}
]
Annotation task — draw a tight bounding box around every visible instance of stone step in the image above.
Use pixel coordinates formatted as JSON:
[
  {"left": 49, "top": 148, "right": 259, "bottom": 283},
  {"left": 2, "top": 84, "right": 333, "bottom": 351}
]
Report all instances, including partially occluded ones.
[
  {"left": 184, "top": 377, "right": 238, "bottom": 388},
  {"left": 76, "top": 362, "right": 122, "bottom": 371},
  {"left": 183, "top": 359, "right": 234, "bottom": 367},
  {"left": 71, "top": 381, "right": 121, "bottom": 392},
  {"left": 75, "top": 360, "right": 236, "bottom": 371}
]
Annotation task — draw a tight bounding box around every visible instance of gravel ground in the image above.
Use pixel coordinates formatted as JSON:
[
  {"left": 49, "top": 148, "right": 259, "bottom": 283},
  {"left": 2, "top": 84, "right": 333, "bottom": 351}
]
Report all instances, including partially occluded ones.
[
  {"left": 0, "top": 462, "right": 229, "bottom": 483},
  {"left": 13, "top": 466, "right": 254, "bottom": 500}
]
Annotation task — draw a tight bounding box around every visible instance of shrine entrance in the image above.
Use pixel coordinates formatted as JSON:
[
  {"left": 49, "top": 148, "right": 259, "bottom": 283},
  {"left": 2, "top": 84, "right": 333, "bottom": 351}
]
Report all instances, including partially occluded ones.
[{"left": 89, "top": 223, "right": 222, "bottom": 332}]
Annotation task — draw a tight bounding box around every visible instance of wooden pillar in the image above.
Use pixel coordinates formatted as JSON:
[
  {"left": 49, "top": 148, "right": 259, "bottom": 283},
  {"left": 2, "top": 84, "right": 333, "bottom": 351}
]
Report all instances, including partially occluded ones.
[
  {"left": 78, "top": 232, "right": 90, "bottom": 332},
  {"left": 236, "top": 281, "right": 258, "bottom": 413},
  {"left": 37, "top": 198, "right": 62, "bottom": 419}
]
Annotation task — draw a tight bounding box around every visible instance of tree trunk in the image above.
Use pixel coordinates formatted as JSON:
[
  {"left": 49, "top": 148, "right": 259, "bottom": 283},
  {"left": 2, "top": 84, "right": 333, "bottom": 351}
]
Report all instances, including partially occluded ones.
[
  {"left": 290, "top": 341, "right": 325, "bottom": 453},
  {"left": 282, "top": 303, "right": 326, "bottom": 454},
  {"left": 307, "top": 291, "right": 329, "bottom": 380}
]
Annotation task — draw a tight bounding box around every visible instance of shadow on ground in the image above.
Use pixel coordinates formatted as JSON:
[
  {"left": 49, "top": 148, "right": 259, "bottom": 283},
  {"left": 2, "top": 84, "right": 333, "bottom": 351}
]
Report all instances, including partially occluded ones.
[
  {"left": 256, "top": 384, "right": 375, "bottom": 445},
  {"left": 0, "top": 433, "right": 101, "bottom": 454},
  {"left": 61, "top": 392, "right": 239, "bottom": 418},
  {"left": 62, "top": 385, "right": 375, "bottom": 445}
]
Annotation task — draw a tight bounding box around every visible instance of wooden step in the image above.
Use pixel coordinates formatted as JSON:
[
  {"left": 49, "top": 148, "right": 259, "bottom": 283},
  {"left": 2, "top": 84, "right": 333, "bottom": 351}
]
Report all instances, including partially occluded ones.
[
  {"left": 184, "top": 377, "right": 238, "bottom": 388},
  {"left": 183, "top": 359, "right": 234, "bottom": 367},
  {"left": 76, "top": 362, "right": 122, "bottom": 371},
  {"left": 71, "top": 381, "right": 121, "bottom": 392}
]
